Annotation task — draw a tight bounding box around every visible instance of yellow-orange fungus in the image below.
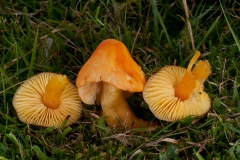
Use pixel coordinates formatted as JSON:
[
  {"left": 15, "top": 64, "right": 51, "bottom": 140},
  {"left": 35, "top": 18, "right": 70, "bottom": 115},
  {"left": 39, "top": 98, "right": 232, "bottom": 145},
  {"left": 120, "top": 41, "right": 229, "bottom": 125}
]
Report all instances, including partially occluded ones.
[
  {"left": 192, "top": 60, "right": 211, "bottom": 81},
  {"left": 174, "top": 71, "right": 196, "bottom": 100},
  {"left": 43, "top": 75, "right": 69, "bottom": 109},
  {"left": 175, "top": 51, "right": 211, "bottom": 101},
  {"left": 187, "top": 51, "right": 200, "bottom": 72}
]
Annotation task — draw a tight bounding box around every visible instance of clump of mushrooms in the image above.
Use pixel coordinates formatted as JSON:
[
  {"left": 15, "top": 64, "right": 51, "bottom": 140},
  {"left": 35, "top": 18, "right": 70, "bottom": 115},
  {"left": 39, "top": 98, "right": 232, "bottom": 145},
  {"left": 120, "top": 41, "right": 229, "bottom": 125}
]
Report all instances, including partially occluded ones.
[
  {"left": 13, "top": 72, "right": 82, "bottom": 128},
  {"left": 143, "top": 51, "right": 211, "bottom": 122},
  {"left": 76, "top": 39, "right": 154, "bottom": 128}
]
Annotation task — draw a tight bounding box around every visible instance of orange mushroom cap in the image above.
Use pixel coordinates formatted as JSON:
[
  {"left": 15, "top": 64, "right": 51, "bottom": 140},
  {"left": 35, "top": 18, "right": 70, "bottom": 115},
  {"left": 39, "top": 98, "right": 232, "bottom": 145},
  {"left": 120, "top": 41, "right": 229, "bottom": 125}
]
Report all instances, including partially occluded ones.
[
  {"left": 75, "top": 39, "right": 154, "bottom": 128},
  {"left": 76, "top": 39, "right": 146, "bottom": 104}
]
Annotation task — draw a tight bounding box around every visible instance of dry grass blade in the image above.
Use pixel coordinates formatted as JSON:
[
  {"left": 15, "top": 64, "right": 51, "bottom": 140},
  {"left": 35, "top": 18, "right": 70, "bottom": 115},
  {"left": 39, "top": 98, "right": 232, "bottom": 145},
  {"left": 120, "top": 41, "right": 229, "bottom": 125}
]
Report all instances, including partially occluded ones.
[
  {"left": 178, "top": 139, "right": 213, "bottom": 153},
  {"left": 143, "top": 137, "right": 179, "bottom": 148},
  {"left": 142, "top": 127, "right": 188, "bottom": 148},
  {"left": 182, "top": 0, "right": 195, "bottom": 50},
  {"left": 129, "top": 149, "right": 142, "bottom": 160}
]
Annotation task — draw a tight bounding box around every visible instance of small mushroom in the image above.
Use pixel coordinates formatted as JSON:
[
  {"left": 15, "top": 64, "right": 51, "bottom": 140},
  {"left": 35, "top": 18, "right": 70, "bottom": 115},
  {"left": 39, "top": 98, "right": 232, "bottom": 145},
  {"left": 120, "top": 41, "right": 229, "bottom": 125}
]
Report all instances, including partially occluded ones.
[
  {"left": 76, "top": 39, "right": 154, "bottom": 128},
  {"left": 12, "top": 72, "right": 82, "bottom": 128},
  {"left": 143, "top": 51, "right": 211, "bottom": 122}
]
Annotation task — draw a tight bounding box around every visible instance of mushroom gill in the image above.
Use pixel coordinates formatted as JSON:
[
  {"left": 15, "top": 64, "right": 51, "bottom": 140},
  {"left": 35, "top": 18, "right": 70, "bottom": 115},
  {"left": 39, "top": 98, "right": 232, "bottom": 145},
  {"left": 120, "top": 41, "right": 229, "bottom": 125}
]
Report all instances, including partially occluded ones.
[
  {"left": 12, "top": 72, "right": 82, "bottom": 128},
  {"left": 143, "top": 51, "right": 211, "bottom": 122}
]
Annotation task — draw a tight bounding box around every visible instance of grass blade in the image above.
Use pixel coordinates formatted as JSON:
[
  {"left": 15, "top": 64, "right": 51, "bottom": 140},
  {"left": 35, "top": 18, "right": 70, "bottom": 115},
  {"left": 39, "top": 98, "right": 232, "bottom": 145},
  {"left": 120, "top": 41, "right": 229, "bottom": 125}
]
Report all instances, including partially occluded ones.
[
  {"left": 0, "top": 156, "right": 8, "bottom": 160},
  {"left": 196, "top": 16, "right": 219, "bottom": 50},
  {"left": 32, "top": 145, "right": 49, "bottom": 159},
  {"left": 6, "top": 132, "right": 24, "bottom": 159},
  {"left": 27, "top": 26, "right": 39, "bottom": 78},
  {"left": 152, "top": 0, "right": 170, "bottom": 43},
  {"left": 219, "top": 0, "right": 240, "bottom": 52}
]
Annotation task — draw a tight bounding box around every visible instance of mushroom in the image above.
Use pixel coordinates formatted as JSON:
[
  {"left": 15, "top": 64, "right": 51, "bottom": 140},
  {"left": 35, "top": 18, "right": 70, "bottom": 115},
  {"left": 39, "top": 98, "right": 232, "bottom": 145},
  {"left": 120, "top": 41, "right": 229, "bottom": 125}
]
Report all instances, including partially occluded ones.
[
  {"left": 143, "top": 51, "right": 211, "bottom": 122},
  {"left": 12, "top": 72, "right": 82, "bottom": 128},
  {"left": 76, "top": 39, "right": 154, "bottom": 128}
]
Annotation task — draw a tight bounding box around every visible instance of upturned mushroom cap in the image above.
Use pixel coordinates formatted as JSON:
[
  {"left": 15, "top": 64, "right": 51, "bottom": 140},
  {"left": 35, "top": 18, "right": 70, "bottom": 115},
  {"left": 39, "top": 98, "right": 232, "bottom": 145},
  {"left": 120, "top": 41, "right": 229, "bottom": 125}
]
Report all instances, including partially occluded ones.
[
  {"left": 76, "top": 39, "right": 146, "bottom": 104},
  {"left": 143, "top": 51, "right": 211, "bottom": 122},
  {"left": 13, "top": 72, "right": 82, "bottom": 128}
]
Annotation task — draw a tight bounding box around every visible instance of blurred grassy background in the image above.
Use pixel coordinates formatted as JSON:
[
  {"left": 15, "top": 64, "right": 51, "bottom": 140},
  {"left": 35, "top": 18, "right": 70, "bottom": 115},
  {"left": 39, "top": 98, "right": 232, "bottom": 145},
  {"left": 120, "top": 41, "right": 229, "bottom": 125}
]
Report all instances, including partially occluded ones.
[{"left": 0, "top": 0, "right": 240, "bottom": 159}]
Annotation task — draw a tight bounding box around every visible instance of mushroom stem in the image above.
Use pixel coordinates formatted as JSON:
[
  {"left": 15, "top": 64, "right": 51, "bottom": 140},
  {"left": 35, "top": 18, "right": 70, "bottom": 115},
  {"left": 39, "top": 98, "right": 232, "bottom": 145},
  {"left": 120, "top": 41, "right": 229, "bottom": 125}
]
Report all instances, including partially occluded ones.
[
  {"left": 100, "top": 82, "right": 151, "bottom": 128},
  {"left": 43, "top": 75, "right": 69, "bottom": 109},
  {"left": 175, "top": 51, "right": 211, "bottom": 101}
]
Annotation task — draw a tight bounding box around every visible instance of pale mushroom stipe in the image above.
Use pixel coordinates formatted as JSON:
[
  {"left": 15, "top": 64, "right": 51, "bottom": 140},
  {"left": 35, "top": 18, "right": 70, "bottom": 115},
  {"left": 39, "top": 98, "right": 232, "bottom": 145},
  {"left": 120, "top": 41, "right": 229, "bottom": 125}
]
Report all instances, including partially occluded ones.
[
  {"left": 13, "top": 72, "right": 82, "bottom": 128},
  {"left": 143, "top": 51, "right": 211, "bottom": 122},
  {"left": 76, "top": 39, "right": 155, "bottom": 128}
]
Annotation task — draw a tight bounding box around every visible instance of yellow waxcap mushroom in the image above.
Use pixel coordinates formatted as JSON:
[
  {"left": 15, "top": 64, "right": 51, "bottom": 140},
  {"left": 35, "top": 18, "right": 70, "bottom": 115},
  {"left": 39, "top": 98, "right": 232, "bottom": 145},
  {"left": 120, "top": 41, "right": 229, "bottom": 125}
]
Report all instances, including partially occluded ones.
[
  {"left": 13, "top": 72, "right": 82, "bottom": 128},
  {"left": 143, "top": 51, "right": 211, "bottom": 122}
]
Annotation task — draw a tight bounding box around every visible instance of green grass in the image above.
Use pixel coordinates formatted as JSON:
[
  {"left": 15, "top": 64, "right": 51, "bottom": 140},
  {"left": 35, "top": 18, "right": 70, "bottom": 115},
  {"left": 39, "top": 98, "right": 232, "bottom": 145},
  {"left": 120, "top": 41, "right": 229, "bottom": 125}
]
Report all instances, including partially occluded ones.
[{"left": 1, "top": 0, "right": 240, "bottom": 159}]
